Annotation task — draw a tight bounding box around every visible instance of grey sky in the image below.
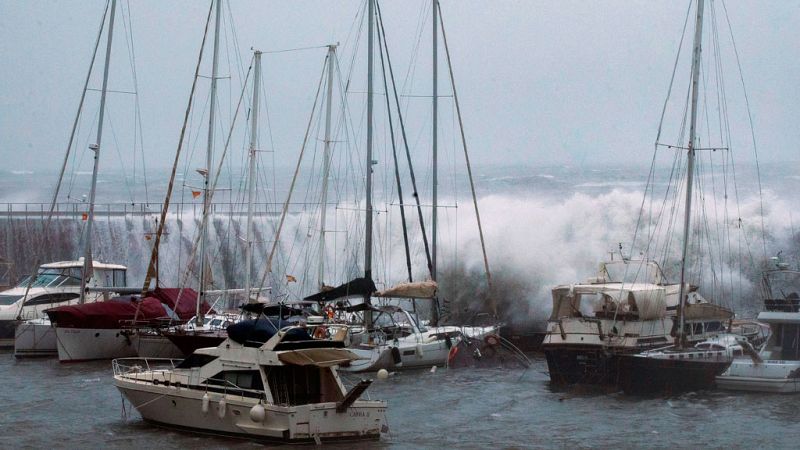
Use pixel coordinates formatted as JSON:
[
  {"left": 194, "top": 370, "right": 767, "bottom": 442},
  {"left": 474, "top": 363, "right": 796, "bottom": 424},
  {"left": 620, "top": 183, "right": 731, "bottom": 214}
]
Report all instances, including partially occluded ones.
[{"left": 1, "top": 0, "right": 798, "bottom": 175}]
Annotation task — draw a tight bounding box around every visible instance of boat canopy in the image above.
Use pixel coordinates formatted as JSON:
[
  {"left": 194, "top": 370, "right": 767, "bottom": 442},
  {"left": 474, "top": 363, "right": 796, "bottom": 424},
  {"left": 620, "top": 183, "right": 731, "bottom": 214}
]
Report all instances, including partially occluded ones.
[
  {"left": 683, "top": 302, "right": 733, "bottom": 321},
  {"left": 44, "top": 288, "right": 209, "bottom": 329},
  {"left": 550, "top": 284, "right": 667, "bottom": 320},
  {"left": 277, "top": 348, "right": 362, "bottom": 367},
  {"left": 374, "top": 280, "right": 438, "bottom": 299}
]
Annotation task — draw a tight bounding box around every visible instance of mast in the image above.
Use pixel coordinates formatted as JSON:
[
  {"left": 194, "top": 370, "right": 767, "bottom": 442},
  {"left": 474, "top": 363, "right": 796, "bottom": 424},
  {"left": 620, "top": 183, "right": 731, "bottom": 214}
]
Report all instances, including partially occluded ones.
[
  {"left": 319, "top": 45, "right": 336, "bottom": 290},
  {"left": 430, "top": 0, "right": 441, "bottom": 325},
  {"left": 80, "top": 0, "right": 117, "bottom": 304},
  {"left": 196, "top": 0, "right": 222, "bottom": 324},
  {"left": 677, "top": 0, "right": 705, "bottom": 348},
  {"left": 431, "top": 0, "right": 439, "bottom": 284},
  {"left": 364, "top": 0, "right": 375, "bottom": 331},
  {"left": 244, "top": 50, "right": 261, "bottom": 304}
]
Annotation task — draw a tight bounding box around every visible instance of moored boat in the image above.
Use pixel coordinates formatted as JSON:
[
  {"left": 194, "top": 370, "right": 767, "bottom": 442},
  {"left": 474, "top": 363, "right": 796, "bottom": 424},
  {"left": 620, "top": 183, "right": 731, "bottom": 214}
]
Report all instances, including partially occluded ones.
[
  {"left": 113, "top": 324, "right": 387, "bottom": 443},
  {"left": 5, "top": 259, "right": 128, "bottom": 355},
  {"left": 716, "top": 265, "right": 800, "bottom": 393},
  {"left": 46, "top": 287, "right": 207, "bottom": 362},
  {"left": 542, "top": 259, "right": 733, "bottom": 386},
  {"left": 617, "top": 334, "right": 744, "bottom": 394}
]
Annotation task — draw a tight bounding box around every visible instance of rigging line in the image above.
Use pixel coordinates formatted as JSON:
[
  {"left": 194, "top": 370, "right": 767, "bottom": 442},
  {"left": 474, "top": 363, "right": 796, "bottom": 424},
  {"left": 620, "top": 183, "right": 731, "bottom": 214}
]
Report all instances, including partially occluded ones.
[
  {"left": 13, "top": 2, "right": 111, "bottom": 320},
  {"left": 378, "top": 25, "right": 416, "bottom": 284},
  {"left": 105, "top": 106, "right": 136, "bottom": 203},
  {"left": 122, "top": 0, "right": 149, "bottom": 204},
  {"left": 171, "top": 58, "right": 253, "bottom": 321},
  {"left": 376, "top": 1, "right": 433, "bottom": 278},
  {"left": 710, "top": 1, "right": 738, "bottom": 299},
  {"left": 118, "top": 0, "right": 139, "bottom": 198},
  {"left": 655, "top": 1, "right": 693, "bottom": 147},
  {"left": 261, "top": 45, "right": 330, "bottom": 54},
  {"left": 342, "top": 0, "right": 367, "bottom": 93},
  {"left": 437, "top": 1, "right": 495, "bottom": 314},
  {"left": 719, "top": 0, "right": 767, "bottom": 262},
  {"left": 398, "top": 0, "right": 430, "bottom": 118},
  {"left": 54, "top": 0, "right": 110, "bottom": 216},
  {"left": 256, "top": 55, "right": 328, "bottom": 293},
  {"left": 632, "top": 1, "right": 692, "bottom": 261},
  {"left": 140, "top": 0, "right": 214, "bottom": 294}
]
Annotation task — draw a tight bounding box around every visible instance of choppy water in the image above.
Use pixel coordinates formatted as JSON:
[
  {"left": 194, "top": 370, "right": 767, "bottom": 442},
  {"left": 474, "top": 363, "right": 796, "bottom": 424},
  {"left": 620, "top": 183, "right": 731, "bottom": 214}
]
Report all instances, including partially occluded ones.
[{"left": 2, "top": 349, "right": 798, "bottom": 449}]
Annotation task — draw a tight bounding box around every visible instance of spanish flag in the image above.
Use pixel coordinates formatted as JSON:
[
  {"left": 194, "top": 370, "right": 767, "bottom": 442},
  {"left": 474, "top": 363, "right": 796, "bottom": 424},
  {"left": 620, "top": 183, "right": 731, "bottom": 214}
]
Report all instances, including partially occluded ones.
[
  {"left": 191, "top": 190, "right": 202, "bottom": 199},
  {"left": 286, "top": 274, "right": 297, "bottom": 283}
]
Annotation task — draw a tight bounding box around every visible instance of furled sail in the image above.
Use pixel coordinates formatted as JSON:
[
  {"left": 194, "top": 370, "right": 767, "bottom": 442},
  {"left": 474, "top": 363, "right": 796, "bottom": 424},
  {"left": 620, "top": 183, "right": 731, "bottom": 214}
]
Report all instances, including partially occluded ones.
[
  {"left": 374, "top": 280, "right": 438, "bottom": 299},
  {"left": 304, "top": 277, "right": 377, "bottom": 303}
]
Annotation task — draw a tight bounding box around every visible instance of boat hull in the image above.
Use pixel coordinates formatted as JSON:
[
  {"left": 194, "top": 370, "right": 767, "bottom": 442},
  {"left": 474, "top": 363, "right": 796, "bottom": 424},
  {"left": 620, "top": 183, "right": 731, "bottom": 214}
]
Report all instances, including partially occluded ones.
[
  {"left": 55, "top": 327, "right": 137, "bottom": 362},
  {"left": 543, "top": 345, "right": 626, "bottom": 386},
  {"left": 617, "top": 354, "right": 731, "bottom": 394},
  {"left": 14, "top": 320, "right": 57, "bottom": 357},
  {"left": 716, "top": 360, "right": 800, "bottom": 393},
  {"left": 132, "top": 333, "right": 185, "bottom": 359},
  {"left": 0, "top": 319, "right": 20, "bottom": 348},
  {"left": 115, "top": 378, "right": 385, "bottom": 443},
  {"left": 164, "top": 332, "right": 226, "bottom": 356}
]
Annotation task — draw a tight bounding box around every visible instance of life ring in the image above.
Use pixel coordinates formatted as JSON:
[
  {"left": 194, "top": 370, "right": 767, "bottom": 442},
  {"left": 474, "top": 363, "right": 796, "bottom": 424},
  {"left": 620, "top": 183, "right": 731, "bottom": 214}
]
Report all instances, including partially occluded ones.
[
  {"left": 313, "top": 326, "right": 328, "bottom": 339},
  {"left": 484, "top": 334, "right": 500, "bottom": 346}
]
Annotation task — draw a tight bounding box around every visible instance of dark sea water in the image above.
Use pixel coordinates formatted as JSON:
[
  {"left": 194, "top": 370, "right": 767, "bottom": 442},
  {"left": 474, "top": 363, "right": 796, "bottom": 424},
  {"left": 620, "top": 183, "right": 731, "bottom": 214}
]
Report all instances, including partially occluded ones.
[{"left": 1, "top": 349, "right": 798, "bottom": 449}]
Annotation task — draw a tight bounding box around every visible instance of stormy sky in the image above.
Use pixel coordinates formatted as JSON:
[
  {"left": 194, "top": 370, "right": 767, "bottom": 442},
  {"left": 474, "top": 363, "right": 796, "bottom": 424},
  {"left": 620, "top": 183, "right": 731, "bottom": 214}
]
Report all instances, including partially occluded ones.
[{"left": 1, "top": 0, "right": 798, "bottom": 175}]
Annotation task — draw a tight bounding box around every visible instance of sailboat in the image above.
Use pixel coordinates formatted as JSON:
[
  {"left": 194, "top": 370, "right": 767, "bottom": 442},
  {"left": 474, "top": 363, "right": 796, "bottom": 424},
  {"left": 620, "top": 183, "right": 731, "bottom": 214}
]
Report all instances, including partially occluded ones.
[
  {"left": 12, "top": 0, "right": 134, "bottom": 358},
  {"left": 44, "top": 0, "right": 217, "bottom": 362},
  {"left": 615, "top": 0, "right": 739, "bottom": 394},
  {"left": 296, "top": 0, "right": 499, "bottom": 373}
]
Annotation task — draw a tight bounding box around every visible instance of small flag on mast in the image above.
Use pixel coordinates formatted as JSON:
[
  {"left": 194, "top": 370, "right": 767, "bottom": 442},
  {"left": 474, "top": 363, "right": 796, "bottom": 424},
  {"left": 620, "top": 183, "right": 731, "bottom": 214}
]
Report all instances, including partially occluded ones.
[
  {"left": 286, "top": 274, "right": 297, "bottom": 283},
  {"left": 191, "top": 191, "right": 202, "bottom": 199}
]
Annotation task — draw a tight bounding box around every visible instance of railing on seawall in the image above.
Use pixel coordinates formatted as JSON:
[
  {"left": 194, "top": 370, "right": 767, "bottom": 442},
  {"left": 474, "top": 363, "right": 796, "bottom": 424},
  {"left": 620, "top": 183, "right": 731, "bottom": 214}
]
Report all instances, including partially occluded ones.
[{"left": 0, "top": 202, "right": 324, "bottom": 219}]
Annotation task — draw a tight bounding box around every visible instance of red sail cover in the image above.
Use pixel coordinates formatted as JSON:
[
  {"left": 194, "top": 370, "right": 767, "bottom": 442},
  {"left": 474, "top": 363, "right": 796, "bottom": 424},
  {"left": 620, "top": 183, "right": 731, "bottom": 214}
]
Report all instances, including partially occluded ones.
[{"left": 45, "top": 288, "right": 212, "bottom": 329}]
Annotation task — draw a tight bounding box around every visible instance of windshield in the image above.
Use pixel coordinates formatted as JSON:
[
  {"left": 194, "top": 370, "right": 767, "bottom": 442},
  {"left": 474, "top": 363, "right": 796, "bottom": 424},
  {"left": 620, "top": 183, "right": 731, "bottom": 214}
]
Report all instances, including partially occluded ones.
[
  {"left": 0, "top": 294, "right": 24, "bottom": 306},
  {"left": 602, "top": 261, "right": 663, "bottom": 284},
  {"left": 18, "top": 268, "right": 83, "bottom": 288}
]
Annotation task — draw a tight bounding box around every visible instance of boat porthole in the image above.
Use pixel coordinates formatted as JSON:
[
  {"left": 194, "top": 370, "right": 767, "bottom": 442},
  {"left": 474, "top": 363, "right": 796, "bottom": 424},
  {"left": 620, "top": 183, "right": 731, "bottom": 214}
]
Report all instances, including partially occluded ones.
[
  {"left": 172, "top": 400, "right": 177, "bottom": 407},
  {"left": 95, "top": 333, "right": 100, "bottom": 338}
]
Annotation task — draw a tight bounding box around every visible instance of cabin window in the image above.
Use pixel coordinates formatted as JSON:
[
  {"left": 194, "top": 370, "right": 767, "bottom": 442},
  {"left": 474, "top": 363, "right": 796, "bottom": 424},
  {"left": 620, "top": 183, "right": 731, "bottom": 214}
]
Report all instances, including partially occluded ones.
[
  {"left": 176, "top": 353, "right": 218, "bottom": 368},
  {"left": 778, "top": 324, "right": 800, "bottom": 360},
  {"left": 113, "top": 270, "right": 127, "bottom": 287},
  {"left": 207, "top": 370, "right": 264, "bottom": 391},
  {"left": 23, "top": 292, "right": 80, "bottom": 306},
  {"left": 265, "top": 366, "right": 343, "bottom": 406}
]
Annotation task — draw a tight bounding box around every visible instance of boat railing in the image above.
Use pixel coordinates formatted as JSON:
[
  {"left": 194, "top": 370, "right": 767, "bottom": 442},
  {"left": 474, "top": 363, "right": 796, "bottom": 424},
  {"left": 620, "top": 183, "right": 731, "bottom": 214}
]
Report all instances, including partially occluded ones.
[
  {"left": 202, "top": 376, "right": 267, "bottom": 403},
  {"left": 112, "top": 357, "right": 182, "bottom": 379}
]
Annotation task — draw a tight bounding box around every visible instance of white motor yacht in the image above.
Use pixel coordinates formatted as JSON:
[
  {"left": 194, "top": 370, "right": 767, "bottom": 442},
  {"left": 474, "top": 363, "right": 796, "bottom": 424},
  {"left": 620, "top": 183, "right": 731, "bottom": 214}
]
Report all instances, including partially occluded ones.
[
  {"left": 2, "top": 259, "right": 127, "bottom": 356},
  {"left": 717, "top": 266, "right": 800, "bottom": 393},
  {"left": 338, "top": 305, "right": 496, "bottom": 372},
  {"left": 113, "top": 325, "right": 387, "bottom": 443}
]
